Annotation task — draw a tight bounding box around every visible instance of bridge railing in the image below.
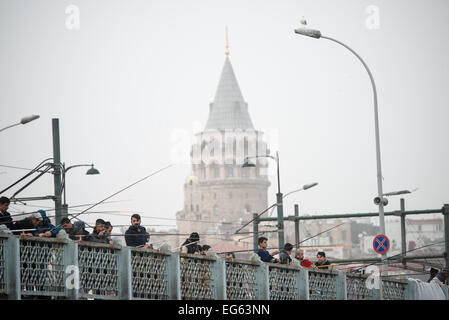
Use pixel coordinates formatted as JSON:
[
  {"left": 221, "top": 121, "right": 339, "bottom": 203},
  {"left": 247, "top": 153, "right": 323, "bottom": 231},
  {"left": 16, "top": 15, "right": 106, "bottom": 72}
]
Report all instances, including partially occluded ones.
[
  {"left": 0, "top": 235, "right": 6, "bottom": 295},
  {"left": 0, "top": 235, "right": 447, "bottom": 300}
]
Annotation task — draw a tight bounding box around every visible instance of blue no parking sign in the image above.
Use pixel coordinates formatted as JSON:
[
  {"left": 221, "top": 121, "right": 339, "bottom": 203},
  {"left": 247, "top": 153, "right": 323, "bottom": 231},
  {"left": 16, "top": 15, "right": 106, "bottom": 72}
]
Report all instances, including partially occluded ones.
[{"left": 373, "top": 234, "right": 390, "bottom": 254}]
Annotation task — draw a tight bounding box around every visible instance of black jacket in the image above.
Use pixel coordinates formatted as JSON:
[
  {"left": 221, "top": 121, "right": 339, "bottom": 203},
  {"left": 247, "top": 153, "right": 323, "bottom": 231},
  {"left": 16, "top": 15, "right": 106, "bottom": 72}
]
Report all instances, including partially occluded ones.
[
  {"left": 125, "top": 225, "right": 149, "bottom": 247},
  {"left": 0, "top": 211, "right": 13, "bottom": 229},
  {"left": 11, "top": 217, "right": 34, "bottom": 231},
  {"left": 181, "top": 240, "right": 201, "bottom": 254},
  {"left": 87, "top": 228, "right": 110, "bottom": 244},
  {"left": 279, "top": 251, "right": 292, "bottom": 265},
  {"left": 67, "top": 221, "right": 90, "bottom": 240}
]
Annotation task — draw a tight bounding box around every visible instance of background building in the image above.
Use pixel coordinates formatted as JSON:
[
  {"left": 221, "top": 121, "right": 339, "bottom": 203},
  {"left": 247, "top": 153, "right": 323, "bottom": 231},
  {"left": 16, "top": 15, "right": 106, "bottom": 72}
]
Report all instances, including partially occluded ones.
[{"left": 175, "top": 49, "right": 271, "bottom": 255}]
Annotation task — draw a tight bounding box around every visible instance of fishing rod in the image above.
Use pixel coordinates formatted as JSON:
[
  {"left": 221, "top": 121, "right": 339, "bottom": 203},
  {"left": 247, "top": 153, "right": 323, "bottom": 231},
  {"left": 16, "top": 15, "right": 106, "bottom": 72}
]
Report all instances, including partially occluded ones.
[
  {"left": 345, "top": 240, "right": 447, "bottom": 273},
  {"left": 102, "top": 211, "right": 246, "bottom": 226},
  {"left": 234, "top": 202, "right": 278, "bottom": 234},
  {"left": 216, "top": 223, "right": 347, "bottom": 255},
  {"left": 8, "top": 199, "right": 133, "bottom": 218}
]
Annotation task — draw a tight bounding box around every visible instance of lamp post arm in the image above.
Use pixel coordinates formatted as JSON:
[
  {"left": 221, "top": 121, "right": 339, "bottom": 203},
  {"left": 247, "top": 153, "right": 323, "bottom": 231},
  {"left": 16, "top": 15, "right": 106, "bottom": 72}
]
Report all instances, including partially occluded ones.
[
  {"left": 64, "top": 164, "right": 93, "bottom": 172},
  {"left": 321, "top": 35, "right": 385, "bottom": 235},
  {"left": 0, "top": 123, "right": 20, "bottom": 132}
]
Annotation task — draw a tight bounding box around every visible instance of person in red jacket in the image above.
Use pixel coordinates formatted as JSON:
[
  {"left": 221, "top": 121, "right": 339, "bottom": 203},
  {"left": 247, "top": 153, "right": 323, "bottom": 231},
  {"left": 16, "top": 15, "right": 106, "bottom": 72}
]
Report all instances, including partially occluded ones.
[{"left": 294, "top": 249, "right": 314, "bottom": 268}]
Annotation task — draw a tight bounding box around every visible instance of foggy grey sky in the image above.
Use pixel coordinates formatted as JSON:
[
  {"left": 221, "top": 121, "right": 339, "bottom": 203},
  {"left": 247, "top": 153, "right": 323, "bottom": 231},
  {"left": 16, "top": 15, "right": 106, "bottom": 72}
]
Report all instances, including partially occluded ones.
[{"left": 1, "top": 0, "right": 448, "bottom": 231}]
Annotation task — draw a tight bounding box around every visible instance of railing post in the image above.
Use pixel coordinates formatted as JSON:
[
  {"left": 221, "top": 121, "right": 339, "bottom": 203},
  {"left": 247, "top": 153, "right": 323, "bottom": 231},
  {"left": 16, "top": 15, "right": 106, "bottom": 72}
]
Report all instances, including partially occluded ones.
[
  {"left": 400, "top": 198, "right": 407, "bottom": 266},
  {"left": 297, "top": 266, "right": 309, "bottom": 300},
  {"left": 251, "top": 254, "right": 269, "bottom": 300},
  {"left": 442, "top": 204, "right": 449, "bottom": 269},
  {"left": 63, "top": 241, "right": 79, "bottom": 300},
  {"left": 405, "top": 279, "right": 416, "bottom": 300},
  {"left": 5, "top": 236, "right": 20, "bottom": 300},
  {"left": 336, "top": 271, "right": 347, "bottom": 300},
  {"left": 372, "top": 278, "right": 383, "bottom": 300},
  {"left": 166, "top": 248, "right": 181, "bottom": 300},
  {"left": 438, "top": 283, "right": 449, "bottom": 300},
  {"left": 211, "top": 252, "right": 226, "bottom": 300},
  {"left": 118, "top": 247, "right": 132, "bottom": 300}
]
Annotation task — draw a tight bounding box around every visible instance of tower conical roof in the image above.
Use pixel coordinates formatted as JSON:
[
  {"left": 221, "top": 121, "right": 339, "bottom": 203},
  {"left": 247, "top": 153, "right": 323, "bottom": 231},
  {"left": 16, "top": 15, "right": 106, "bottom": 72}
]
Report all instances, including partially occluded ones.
[{"left": 205, "top": 56, "right": 254, "bottom": 131}]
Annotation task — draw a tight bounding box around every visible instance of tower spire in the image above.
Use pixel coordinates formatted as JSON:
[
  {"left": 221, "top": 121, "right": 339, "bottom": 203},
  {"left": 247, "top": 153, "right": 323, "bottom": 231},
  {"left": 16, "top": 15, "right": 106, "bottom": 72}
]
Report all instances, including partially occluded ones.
[{"left": 225, "top": 27, "right": 230, "bottom": 56}]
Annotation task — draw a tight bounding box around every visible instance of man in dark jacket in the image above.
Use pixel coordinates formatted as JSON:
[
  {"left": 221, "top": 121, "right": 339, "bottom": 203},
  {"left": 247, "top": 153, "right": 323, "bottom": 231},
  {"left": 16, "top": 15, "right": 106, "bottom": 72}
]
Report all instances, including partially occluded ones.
[
  {"left": 181, "top": 232, "right": 201, "bottom": 254},
  {"left": 87, "top": 219, "right": 110, "bottom": 243},
  {"left": 315, "top": 251, "right": 331, "bottom": 270},
  {"left": 61, "top": 217, "right": 90, "bottom": 240},
  {"left": 256, "top": 237, "right": 279, "bottom": 263},
  {"left": 0, "top": 196, "right": 13, "bottom": 229},
  {"left": 279, "top": 243, "right": 294, "bottom": 265},
  {"left": 125, "top": 214, "right": 151, "bottom": 248}
]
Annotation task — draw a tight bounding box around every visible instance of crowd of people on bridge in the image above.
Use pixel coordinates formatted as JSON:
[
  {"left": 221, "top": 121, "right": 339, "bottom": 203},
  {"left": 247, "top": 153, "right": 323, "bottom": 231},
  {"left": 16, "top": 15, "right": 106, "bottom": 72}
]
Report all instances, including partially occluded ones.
[
  {"left": 255, "top": 236, "right": 332, "bottom": 270},
  {"left": 1, "top": 195, "right": 448, "bottom": 284}
]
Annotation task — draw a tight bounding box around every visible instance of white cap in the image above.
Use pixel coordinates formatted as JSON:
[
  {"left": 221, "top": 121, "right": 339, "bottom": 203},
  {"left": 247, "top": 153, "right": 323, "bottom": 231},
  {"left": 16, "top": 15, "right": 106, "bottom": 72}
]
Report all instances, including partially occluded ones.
[{"left": 31, "top": 212, "right": 43, "bottom": 220}]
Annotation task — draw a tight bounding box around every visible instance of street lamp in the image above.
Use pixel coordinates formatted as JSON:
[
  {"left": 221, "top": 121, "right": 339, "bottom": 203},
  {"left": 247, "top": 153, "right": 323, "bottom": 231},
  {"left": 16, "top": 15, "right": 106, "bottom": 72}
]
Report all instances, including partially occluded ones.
[
  {"left": 61, "top": 163, "right": 100, "bottom": 219},
  {"left": 243, "top": 151, "right": 286, "bottom": 248},
  {"left": 0, "top": 115, "right": 40, "bottom": 132},
  {"left": 294, "top": 24, "right": 387, "bottom": 261}
]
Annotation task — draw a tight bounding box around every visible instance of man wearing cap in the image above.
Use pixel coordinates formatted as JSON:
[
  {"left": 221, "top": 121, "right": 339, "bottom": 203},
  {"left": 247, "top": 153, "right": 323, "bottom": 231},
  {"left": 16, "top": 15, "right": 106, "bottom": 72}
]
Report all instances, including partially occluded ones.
[
  {"left": 181, "top": 232, "right": 201, "bottom": 254},
  {"left": 22, "top": 210, "right": 61, "bottom": 238}
]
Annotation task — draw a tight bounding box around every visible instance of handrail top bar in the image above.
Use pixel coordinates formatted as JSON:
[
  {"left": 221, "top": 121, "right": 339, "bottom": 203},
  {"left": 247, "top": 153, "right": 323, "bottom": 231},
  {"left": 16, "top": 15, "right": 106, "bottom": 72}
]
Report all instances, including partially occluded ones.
[
  {"left": 180, "top": 252, "right": 217, "bottom": 261},
  {"left": 226, "top": 258, "right": 261, "bottom": 266},
  {"left": 259, "top": 208, "right": 443, "bottom": 222},
  {"left": 130, "top": 247, "right": 172, "bottom": 256}
]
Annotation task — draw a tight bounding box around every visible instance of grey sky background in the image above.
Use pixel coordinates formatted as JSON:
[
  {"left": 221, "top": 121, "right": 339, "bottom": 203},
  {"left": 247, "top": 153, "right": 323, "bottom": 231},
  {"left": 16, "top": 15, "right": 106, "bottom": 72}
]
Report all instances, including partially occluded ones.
[{"left": 1, "top": 0, "right": 448, "bottom": 232}]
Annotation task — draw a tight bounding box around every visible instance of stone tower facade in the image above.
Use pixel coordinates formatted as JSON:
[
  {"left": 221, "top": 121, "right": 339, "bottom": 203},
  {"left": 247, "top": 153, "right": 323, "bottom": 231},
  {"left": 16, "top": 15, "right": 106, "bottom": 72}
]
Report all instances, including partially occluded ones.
[{"left": 176, "top": 52, "right": 271, "bottom": 250}]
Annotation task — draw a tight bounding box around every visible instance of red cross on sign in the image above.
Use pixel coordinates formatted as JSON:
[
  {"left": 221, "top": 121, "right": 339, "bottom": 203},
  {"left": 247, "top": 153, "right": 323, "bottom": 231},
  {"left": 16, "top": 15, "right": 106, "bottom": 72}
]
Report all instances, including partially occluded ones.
[{"left": 373, "top": 234, "right": 390, "bottom": 254}]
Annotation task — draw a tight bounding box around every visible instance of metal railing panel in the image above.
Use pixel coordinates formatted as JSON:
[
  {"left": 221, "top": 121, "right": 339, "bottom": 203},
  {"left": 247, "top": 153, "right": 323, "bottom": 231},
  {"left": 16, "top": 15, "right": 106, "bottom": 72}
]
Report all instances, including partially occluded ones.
[
  {"left": 308, "top": 269, "right": 338, "bottom": 300},
  {"left": 180, "top": 253, "right": 215, "bottom": 300},
  {"left": 0, "top": 236, "right": 6, "bottom": 294},
  {"left": 78, "top": 242, "right": 120, "bottom": 300},
  {"left": 382, "top": 278, "right": 407, "bottom": 300},
  {"left": 346, "top": 273, "right": 373, "bottom": 300},
  {"left": 20, "top": 237, "right": 66, "bottom": 297},
  {"left": 225, "top": 260, "right": 259, "bottom": 300},
  {"left": 268, "top": 263, "right": 300, "bottom": 300},
  {"left": 130, "top": 248, "right": 169, "bottom": 300}
]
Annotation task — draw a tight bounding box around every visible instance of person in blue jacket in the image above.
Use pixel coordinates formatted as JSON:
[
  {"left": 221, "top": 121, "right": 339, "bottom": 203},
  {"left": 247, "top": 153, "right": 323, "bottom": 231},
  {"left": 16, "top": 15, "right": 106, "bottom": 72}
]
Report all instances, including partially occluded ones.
[
  {"left": 22, "top": 210, "right": 61, "bottom": 238},
  {"left": 256, "top": 236, "right": 279, "bottom": 263}
]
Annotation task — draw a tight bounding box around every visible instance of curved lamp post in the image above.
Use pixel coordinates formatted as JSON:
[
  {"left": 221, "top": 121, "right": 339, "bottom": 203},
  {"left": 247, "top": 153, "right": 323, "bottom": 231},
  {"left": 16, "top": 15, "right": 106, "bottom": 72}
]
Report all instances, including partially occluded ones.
[
  {"left": 294, "top": 25, "right": 387, "bottom": 262},
  {"left": 60, "top": 163, "right": 100, "bottom": 220},
  {"left": 0, "top": 115, "right": 40, "bottom": 132},
  {"left": 243, "top": 151, "right": 285, "bottom": 248}
]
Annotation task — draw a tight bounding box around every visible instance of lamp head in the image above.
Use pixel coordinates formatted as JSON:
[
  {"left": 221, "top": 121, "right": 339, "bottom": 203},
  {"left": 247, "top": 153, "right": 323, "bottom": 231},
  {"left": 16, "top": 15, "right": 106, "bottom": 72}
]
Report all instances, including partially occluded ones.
[
  {"left": 242, "top": 160, "right": 256, "bottom": 168},
  {"left": 294, "top": 27, "right": 322, "bottom": 39},
  {"left": 303, "top": 182, "right": 318, "bottom": 190},
  {"left": 20, "top": 115, "right": 40, "bottom": 125},
  {"left": 86, "top": 165, "right": 100, "bottom": 175}
]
